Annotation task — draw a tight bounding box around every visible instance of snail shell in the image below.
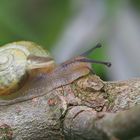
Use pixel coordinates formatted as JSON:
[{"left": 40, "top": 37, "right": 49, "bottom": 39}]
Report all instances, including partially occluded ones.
[{"left": 0, "top": 41, "right": 55, "bottom": 96}]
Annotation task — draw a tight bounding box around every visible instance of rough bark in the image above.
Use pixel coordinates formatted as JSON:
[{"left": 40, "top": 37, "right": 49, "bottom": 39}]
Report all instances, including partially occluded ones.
[{"left": 0, "top": 75, "right": 140, "bottom": 140}]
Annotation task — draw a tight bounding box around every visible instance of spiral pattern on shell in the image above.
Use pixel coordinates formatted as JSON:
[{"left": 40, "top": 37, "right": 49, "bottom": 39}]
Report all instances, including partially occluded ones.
[{"left": 0, "top": 41, "right": 53, "bottom": 96}]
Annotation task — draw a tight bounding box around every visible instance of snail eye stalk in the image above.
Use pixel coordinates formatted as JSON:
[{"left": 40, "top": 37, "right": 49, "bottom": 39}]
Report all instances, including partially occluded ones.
[
  {"left": 77, "top": 58, "right": 111, "bottom": 67},
  {"left": 78, "top": 43, "right": 111, "bottom": 67},
  {"left": 81, "top": 43, "right": 102, "bottom": 56}
]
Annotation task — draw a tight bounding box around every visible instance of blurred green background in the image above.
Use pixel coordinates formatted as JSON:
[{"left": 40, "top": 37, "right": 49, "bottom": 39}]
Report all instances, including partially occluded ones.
[
  {"left": 0, "top": 0, "right": 140, "bottom": 80},
  {"left": 0, "top": 0, "right": 70, "bottom": 46}
]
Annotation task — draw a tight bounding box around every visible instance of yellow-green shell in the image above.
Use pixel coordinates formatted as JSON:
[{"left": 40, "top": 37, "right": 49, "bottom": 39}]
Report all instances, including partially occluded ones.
[{"left": 0, "top": 41, "right": 53, "bottom": 96}]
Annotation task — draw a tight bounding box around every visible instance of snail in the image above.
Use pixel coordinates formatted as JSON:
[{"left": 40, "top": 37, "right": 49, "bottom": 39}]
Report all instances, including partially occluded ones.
[{"left": 0, "top": 41, "right": 111, "bottom": 106}]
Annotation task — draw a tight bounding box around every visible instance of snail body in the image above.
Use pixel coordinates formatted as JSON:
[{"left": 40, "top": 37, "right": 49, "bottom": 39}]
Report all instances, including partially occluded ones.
[{"left": 0, "top": 42, "right": 111, "bottom": 106}]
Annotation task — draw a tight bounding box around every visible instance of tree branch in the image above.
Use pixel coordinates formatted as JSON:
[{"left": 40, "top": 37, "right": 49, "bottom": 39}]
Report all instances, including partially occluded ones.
[{"left": 0, "top": 75, "right": 140, "bottom": 140}]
